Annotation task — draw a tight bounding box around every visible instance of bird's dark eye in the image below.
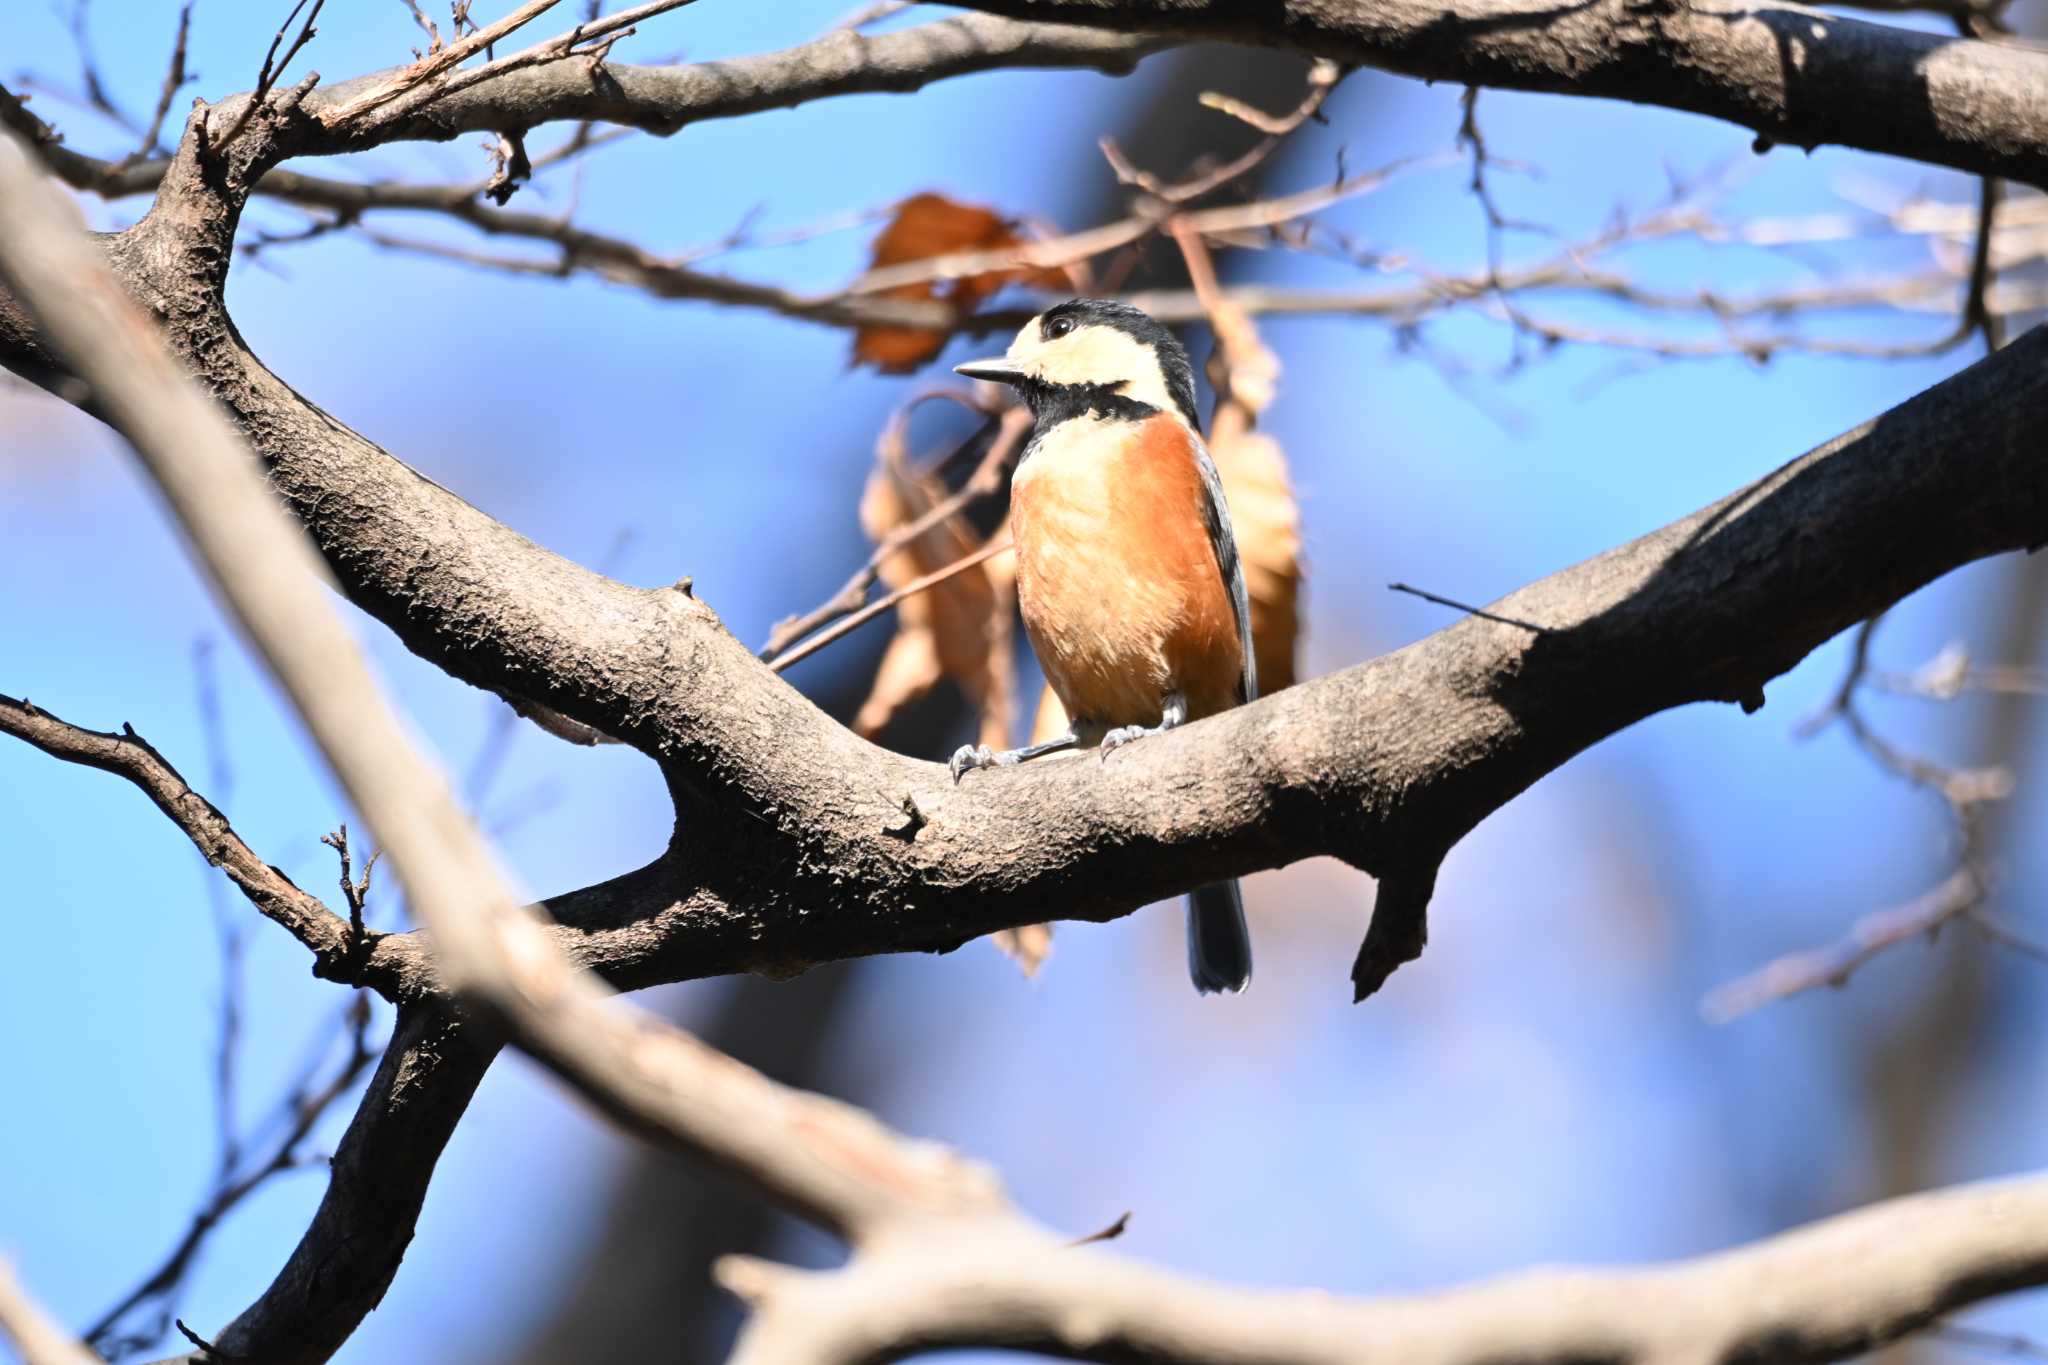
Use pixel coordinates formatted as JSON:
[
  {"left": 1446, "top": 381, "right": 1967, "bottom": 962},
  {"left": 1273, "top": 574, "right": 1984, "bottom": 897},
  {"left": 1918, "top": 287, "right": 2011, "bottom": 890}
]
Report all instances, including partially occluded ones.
[{"left": 1044, "top": 315, "right": 1075, "bottom": 340}]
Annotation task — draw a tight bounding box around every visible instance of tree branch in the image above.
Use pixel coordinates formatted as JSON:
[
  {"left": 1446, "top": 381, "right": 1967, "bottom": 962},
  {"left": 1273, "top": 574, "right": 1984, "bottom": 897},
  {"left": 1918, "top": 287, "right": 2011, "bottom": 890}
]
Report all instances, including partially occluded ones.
[
  {"left": 297, "top": 318, "right": 2041, "bottom": 1005},
  {"left": 943, "top": 0, "right": 2048, "bottom": 188},
  {"left": 84, "top": 13, "right": 1138, "bottom": 171},
  {"left": 2, "top": 13, "right": 1162, "bottom": 200},
  {"left": 715, "top": 1171, "right": 2048, "bottom": 1365},
  {"left": 0, "top": 694, "right": 363, "bottom": 979},
  {"left": 0, "top": 1263, "right": 99, "bottom": 1365},
  {"left": 201, "top": 1007, "right": 495, "bottom": 1365}
]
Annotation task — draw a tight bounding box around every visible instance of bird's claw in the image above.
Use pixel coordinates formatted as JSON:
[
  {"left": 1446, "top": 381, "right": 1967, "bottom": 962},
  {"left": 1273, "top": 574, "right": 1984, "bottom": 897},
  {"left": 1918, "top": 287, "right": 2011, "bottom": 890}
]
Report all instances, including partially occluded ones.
[
  {"left": 1100, "top": 724, "right": 1150, "bottom": 758},
  {"left": 950, "top": 743, "right": 1016, "bottom": 783}
]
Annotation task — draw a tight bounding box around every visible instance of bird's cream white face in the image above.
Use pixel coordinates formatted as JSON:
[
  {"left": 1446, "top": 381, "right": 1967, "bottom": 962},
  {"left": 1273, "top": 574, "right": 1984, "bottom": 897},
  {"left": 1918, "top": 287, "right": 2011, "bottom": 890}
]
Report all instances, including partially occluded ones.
[{"left": 992, "top": 316, "right": 1182, "bottom": 417}]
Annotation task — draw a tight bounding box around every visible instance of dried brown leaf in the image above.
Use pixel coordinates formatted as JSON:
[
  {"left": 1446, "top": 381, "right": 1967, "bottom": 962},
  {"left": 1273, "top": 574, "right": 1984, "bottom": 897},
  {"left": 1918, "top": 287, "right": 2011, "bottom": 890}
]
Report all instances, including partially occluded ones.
[
  {"left": 990, "top": 922, "right": 1055, "bottom": 977},
  {"left": 850, "top": 437, "right": 1014, "bottom": 746},
  {"left": 851, "top": 192, "right": 1073, "bottom": 373}
]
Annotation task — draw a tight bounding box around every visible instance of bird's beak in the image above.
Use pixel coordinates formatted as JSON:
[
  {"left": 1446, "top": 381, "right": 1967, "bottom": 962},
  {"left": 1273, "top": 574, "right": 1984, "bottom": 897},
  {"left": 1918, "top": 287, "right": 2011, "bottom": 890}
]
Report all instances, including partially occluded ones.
[{"left": 954, "top": 357, "right": 1027, "bottom": 385}]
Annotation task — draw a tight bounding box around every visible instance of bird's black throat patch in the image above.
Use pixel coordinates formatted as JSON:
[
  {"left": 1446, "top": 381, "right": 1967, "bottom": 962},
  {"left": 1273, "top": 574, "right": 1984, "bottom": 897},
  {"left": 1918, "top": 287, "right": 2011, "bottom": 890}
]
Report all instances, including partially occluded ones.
[{"left": 1018, "top": 378, "right": 1161, "bottom": 433}]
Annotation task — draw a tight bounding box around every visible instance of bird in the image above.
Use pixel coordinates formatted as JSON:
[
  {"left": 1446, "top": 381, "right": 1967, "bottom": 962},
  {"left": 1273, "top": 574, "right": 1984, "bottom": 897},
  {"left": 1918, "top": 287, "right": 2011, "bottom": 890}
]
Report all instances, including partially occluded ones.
[{"left": 949, "top": 298, "right": 1255, "bottom": 995}]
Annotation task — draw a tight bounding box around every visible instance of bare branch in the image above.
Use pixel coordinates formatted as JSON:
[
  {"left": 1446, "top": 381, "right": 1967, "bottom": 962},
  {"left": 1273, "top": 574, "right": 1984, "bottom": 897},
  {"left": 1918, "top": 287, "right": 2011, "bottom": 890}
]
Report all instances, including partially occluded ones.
[
  {"left": 718, "top": 1173, "right": 2048, "bottom": 1365},
  {"left": 760, "top": 403, "right": 1030, "bottom": 663},
  {"left": 273, "top": 13, "right": 1165, "bottom": 152},
  {"left": 123, "top": 2, "right": 195, "bottom": 166},
  {"left": 944, "top": 0, "right": 2048, "bottom": 188},
  {"left": 319, "top": 0, "right": 708, "bottom": 140},
  {"left": 85, "top": 995, "right": 377, "bottom": 1359},
  {"left": 1704, "top": 866, "right": 1988, "bottom": 1021},
  {"left": 7, "top": 17, "right": 2048, "bottom": 1356},
  {"left": 3, "top": 16, "right": 1163, "bottom": 201},
  {"left": 1710, "top": 596, "right": 2036, "bottom": 1019},
  {"left": 216, "top": 0, "right": 328, "bottom": 150},
  {"left": 322, "top": 0, "right": 564, "bottom": 127},
  {"left": 767, "top": 536, "right": 1015, "bottom": 674},
  {"left": 202, "top": 1004, "right": 495, "bottom": 1362},
  {"left": 0, "top": 693, "right": 360, "bottom": 978},
  {"left": 0, "top": 1264, "right": 99, "bottom": 1365},
  {"left": 1101, "top": 57, "right": 1343, "bottom": 203},
  {"left": 219, "top": 152, "right": 2048, "bottom": 365}
]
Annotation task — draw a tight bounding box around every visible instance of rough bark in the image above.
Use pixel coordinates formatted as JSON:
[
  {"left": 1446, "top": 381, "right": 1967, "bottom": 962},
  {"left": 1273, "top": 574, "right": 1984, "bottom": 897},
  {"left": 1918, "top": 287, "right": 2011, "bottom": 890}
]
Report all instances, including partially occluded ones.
[{"left": 945, "top": 0, "right": 2048, "bottom": 187}]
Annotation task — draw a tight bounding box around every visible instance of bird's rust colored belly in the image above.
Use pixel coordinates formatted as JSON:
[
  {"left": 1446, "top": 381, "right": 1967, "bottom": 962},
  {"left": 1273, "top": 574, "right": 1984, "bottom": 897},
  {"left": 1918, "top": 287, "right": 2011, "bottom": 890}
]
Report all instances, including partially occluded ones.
[{"left": 1010, "top": 413, "right": 1241, "bottom": 729}]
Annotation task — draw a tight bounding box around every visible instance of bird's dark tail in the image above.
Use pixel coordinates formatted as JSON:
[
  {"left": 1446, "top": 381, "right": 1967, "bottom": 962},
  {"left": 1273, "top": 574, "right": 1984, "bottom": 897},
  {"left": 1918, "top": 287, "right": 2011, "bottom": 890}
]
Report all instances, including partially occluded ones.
[{"left": 1186, "top": 880, "right": 1252, "bottom": 995}]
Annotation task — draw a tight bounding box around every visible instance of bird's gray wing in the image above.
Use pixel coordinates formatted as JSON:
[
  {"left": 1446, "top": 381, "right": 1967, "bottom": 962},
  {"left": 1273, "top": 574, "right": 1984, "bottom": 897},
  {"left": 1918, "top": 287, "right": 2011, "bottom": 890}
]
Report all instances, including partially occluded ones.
[{"left": 1190, "top": 432, "right": 1257, "bottom": 705}]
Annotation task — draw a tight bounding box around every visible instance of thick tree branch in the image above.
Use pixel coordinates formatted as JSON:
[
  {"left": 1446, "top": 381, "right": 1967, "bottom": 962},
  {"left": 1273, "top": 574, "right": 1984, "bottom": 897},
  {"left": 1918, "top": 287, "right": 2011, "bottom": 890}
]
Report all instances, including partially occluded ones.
[
  {"left": 305, "top": 317, "right": 2044, "bottom": 1008},
  {"left": 202, "top": 1006, "right": 495, "bottom": 1365},
  {"left": 0, "top": 14, "right": 1161, "bottom": 196},
  {"left": 943, "top": 0, "right": 2048, "bottom": 188},
  {"left": 291, "top": 12, "right": 1160, "bottom": 151},
  {"left": 716, "top": 1171, "right": 2048, "bottom": 1365}
]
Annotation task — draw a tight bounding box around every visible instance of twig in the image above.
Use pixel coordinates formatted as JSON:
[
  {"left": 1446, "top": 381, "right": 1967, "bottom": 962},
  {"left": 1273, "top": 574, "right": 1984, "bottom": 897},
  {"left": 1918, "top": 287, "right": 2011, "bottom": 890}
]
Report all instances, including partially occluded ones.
[
  {"left": 826, "top": 0, "right": 910, "bottom": 30},
  {"left": 321, "top": 824, "right": 381, "bottom": 943},
  {"left": 120, "top": 2, "right": 195, "bottom": 167},
  {"left": 191, "top": 638, "right": 247, "bottom": 1197},
  {"left": 1388, "top": 582, "right": 1548, "bottom": 634},
  {"left": 1703, "top": 866, "right": 1987, "bottom": 1022},
  {"left": 320, "top": 0, "right": 562, "bottom": 127},
  {"left": 846, "top": 154, "right": 1426, "bottom": 300},
  {"left": 0, "top": 119, "right": 1013, "bottom": 1258},
  {"left": 1961, "top": 173, "right": 2006, "bottom": 355},
  {"left": 29, "top": 58, "right": 2036, "bottom": 371},
  {"left": 1711, "top": 613, "right": 2029, "bottom": 1018},
  {"left": 321, "top": 0, "right": 701, "bottom": 136},
  {"left": 217, "top": 0, "right": 328, "bottom": 150},
  {"left": 480, "top": 128, "right": 532, "bottom": 205},
  {"left": 1968, "top": 912, "right": 2048, "bottom": 966},
  {"left": 767, "top": 537, "right": 1014, "bottom": 674},
  {"left": 1872, "top": 642, "right": 2048, "bottom": 699},
  {"left": 87, "top": 995, "right": 378, "bottom": 1359},
  {"left": 1100, "top": 58, "right": 1342, "bottom": 205},
  {"left": 0, "top": 696, "right": 382, "bottom": 1356},
  {"left": 1067, "top": 1212, "right": 1132, "bottom": 1247},
  {"left": 0, "top": 694, "right": 357, "bottom": 973},
  {"left": 759, "top": 403, "right": 1029, "bottom": 660},
  {"left": 400, "top": 0, "right": 446, "bottom": 55}
]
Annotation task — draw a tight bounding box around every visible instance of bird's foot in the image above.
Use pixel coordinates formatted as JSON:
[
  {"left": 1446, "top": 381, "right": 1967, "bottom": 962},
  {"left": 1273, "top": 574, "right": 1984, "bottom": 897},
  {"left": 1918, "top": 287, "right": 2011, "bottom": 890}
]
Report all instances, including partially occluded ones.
[
  {"left": 1099, "top": 723, "right": 1160, "bottom": 758},
  {"left": 1100, "top": 694, "right": 1187, "bottom": 760},
  {"left": 951, "top": 743, "right": 1020, "bottom": 783},
  {"left": 951, "top": 730, "right": 1081, "bottom": 781}
]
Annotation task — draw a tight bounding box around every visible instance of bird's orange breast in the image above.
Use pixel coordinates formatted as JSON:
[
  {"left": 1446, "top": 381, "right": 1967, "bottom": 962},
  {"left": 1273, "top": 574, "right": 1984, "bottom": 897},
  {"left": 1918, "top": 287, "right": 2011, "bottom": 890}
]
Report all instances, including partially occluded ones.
[{"left": 1010, "top": 412, "right": 1242, "bottom": 732}]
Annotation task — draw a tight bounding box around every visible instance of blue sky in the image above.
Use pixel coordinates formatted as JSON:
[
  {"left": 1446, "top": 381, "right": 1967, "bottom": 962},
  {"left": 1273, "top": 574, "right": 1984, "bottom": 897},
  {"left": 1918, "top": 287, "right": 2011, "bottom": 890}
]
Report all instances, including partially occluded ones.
[{"left": 2, "top": 3, "right": 2044, "bottom": 1362}]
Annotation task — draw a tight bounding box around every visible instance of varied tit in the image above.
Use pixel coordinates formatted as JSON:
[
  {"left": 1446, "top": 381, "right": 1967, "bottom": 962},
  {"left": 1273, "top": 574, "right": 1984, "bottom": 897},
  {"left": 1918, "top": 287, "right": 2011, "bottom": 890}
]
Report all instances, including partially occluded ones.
[{"left": 951, "top": 298, "right": 1255, "bottom": 996}]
